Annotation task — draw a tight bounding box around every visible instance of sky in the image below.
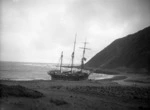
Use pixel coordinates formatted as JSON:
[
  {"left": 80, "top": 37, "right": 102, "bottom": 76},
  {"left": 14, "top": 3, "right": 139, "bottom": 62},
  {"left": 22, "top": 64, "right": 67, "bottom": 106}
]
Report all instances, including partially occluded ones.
[{"left": 0, "top": 0, "right": 150, "bottom": 64}]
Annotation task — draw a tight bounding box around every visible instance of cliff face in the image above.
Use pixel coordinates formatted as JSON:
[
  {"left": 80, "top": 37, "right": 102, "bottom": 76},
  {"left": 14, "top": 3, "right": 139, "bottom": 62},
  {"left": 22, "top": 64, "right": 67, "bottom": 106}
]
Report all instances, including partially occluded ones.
[{"left": 85, "top": 26, "right": 150, "bottom": 72}]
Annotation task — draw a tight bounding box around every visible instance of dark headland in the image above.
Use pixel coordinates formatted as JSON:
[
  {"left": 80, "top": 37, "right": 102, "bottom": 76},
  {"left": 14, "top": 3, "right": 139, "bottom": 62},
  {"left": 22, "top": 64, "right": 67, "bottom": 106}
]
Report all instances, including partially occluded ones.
[
  {"left": 1, "top": 26, "right": 150, "bottom": 110},
  {"left": 85, "top": 26, "right": 150, "bottom": 73}
]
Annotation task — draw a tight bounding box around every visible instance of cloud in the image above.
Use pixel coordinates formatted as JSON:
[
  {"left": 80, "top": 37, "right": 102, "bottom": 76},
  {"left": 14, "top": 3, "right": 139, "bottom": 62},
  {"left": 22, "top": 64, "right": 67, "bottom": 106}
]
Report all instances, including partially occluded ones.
[{"left": 0, "top": 0, "right": 150, "bottom": 63}]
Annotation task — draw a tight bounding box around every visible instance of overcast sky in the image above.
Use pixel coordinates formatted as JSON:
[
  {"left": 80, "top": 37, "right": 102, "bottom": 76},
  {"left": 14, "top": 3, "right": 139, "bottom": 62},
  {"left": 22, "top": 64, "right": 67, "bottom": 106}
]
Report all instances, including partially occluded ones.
[{"left": 0, "top": 0, "right": 150, "bottom": 64}]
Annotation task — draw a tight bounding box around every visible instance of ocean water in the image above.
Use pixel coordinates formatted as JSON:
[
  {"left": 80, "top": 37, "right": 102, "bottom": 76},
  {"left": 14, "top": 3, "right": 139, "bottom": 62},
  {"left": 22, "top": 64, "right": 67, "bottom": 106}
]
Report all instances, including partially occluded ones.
[
  {"left": 0, "top": 61, "right": 114, "bottom": 81},
  {"left": 0, "top": 61, "right": 54, "bottom": 80}
]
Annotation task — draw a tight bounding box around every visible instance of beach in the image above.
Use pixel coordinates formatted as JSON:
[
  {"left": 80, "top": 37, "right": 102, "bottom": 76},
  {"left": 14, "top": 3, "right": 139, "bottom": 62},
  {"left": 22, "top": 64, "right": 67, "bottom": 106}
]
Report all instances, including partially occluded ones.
[{"left": 1, "top": 73, "right": 150, "bottom": 110}]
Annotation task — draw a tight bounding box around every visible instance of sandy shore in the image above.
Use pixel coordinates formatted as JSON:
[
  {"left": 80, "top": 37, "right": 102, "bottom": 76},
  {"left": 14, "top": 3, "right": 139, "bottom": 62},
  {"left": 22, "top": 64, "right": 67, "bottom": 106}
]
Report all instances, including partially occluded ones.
[{"left": 0, "top": 74, "right": 150, "bottom": 110}]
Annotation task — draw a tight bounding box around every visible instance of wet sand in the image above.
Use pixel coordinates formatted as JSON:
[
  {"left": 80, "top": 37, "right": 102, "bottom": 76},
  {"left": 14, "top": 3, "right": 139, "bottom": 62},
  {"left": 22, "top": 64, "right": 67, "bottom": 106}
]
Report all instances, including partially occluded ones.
[{"left": 0, "top": 74, "right": 150, "bottom": 110}]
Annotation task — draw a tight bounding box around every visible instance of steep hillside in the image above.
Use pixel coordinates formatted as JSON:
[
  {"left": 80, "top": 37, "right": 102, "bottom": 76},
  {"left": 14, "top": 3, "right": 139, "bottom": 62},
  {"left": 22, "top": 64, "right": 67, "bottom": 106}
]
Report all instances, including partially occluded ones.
[{"left": 85, "top": 26, "right": 150, "bottom": 72}]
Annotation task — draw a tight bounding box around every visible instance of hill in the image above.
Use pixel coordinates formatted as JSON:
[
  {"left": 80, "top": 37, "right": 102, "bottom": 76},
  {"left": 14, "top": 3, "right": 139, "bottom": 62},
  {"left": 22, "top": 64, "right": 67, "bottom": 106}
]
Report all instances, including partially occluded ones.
[{"left": 85, "top": 26, "right": 150, "bottom": 72}]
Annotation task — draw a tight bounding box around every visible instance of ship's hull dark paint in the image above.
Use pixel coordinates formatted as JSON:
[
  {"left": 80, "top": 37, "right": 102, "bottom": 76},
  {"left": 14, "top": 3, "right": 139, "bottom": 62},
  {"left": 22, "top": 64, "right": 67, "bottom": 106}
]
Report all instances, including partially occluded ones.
[{"left": 48, "top": 71, "right": 89, "bottom": 81}]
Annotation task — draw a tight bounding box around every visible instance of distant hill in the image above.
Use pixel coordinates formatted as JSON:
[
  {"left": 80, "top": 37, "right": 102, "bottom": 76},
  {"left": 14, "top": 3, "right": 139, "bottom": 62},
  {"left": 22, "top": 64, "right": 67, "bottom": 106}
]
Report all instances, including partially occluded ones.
[{"left": 85, "top": 26, "right": 150, "bottom": 72}]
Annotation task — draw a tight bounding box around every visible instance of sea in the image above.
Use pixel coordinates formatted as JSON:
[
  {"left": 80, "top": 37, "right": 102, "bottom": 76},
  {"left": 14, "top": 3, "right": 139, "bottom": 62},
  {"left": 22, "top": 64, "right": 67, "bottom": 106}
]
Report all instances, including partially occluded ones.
[{"left": 0, "top": 61, "right": 114, "bottom": 81}]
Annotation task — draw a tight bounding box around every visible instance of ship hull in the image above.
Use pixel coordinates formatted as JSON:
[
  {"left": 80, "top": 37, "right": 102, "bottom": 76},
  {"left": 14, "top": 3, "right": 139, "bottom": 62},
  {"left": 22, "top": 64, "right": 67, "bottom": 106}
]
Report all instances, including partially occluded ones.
[{"left": 48, "top": 71, "right": 89, "bottom": 81}]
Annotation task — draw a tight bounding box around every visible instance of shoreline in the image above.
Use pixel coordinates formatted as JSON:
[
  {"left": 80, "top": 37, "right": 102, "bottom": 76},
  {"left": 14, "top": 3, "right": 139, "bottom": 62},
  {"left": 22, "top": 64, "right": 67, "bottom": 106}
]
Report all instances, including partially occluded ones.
[
  {"left": 1, "top": 70, "right": 150, "bottom": 110},
  {"left": 1, "top": 72, "right": 150, "bottom": 86}
]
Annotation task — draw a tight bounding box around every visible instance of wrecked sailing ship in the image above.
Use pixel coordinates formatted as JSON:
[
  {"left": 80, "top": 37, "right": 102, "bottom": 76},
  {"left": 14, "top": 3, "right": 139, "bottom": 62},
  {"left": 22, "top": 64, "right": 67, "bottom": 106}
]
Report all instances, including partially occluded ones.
[{"left": 48, "top": 34, "right": 90, "bottom": 81}]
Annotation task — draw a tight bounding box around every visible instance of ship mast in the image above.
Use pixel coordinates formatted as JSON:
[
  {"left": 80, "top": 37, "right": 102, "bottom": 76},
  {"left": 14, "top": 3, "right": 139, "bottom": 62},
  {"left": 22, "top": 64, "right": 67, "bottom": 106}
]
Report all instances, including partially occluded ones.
[
  {"left": 60, "top": 51, "right": 63, "bottom": 73},
  {"left": 71, "top": 33, "right": 77, "bottom": 73},
  {"left": 80, "top": 40, "right": 89, "bottom": 72}
]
